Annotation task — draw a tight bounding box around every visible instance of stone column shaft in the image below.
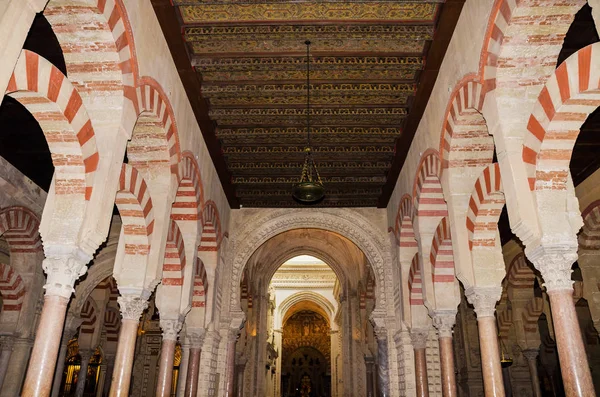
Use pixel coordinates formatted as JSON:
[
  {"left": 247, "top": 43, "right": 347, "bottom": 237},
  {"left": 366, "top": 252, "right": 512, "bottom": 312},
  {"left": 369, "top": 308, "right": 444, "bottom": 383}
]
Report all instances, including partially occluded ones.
[
  {"left": 184, "top": 347, "right": 201, "bottom": 397},
  {"left": 109, "top": 295, "right": 148, "bottom": 397},
  {"left": 411, "top": 330, "right": 429, "bottom": 397},
  {"left": 225, "top": 332, "right": 238, "bottom": 397},
  {"left": 156, "top": 339, "right": 177, "bottom": 397},
  {"left": 433, "top": 312, "right": 457, "bottom": 397},
  {"left": 177, "top": 343, "right": 190, "bottom": 397},
  {"left": 0, "top": 338, "right": 14, "bottom": 391},
  {"left": 374, "top": 328, "right": 389, "bottom": 397},
  {"left": 22, "top": 294, "right": 70, "bottom": 397},
  {"left": 2, "top": 338, "right": 32, "bottom": 397},
  {"left": 466, "top": 287, "right": 505, "bottom": 397},
  {"left": 523, "top": 349, "right": 542, "bottom": 397},
  {"left": 75, "top": 350, "right": 92, "bottom": 397},
  {"left": 95, "top": 363, "right": 107, "bottom": 397},
  {"left": 50, "top": 341, "right": 69, "bottom": 397}
]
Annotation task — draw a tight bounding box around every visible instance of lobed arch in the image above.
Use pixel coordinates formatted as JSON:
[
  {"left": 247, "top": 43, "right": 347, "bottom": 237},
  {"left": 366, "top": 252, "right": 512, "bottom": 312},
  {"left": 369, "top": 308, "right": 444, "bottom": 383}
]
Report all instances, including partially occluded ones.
[
  {"left": 466, "top": 163, "right": 505, "bottom": 250},
  {"left": 6, "top": 50, "right": 99, "bottom": 203},
  {"left": 523, "top": 43, "right": 600, "bottom": 192},
  {"left": 439, "top": 78, "right": 493, "bottom": 171},
  {"left": 227, "top": 209, "right": 394, "bottom": 322},
  {"left": 579, "top": 200, "right": 600, "bottom": 249}
]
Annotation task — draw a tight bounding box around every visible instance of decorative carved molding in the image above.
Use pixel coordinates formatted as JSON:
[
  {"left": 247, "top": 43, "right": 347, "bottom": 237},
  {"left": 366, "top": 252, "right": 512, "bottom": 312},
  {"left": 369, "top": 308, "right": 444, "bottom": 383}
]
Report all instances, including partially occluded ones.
[
  {"left": 42, "top": 248, "right": 93, "bottom": 298},
  {"left": 431, "top": 310, "right": 457, "bottom": 338},
  {"left": 522, "top": 348, "right": 539, "bottom": 362},
  {"left": 410, "top": 329, "right": 429, "bottom": 349},
  {"left": 117, "top": 295, "right": 149, "bottom": 321},
  {"left": 227, "top": 209, "right": 393, "bottom": 318},
  {"left": 526, "top": 246, "right": 577, "bottom": 292},
  {"left": 465, "top": 286, "right": 502, "bottom": 319},
  {"left": 160, "top": 319, "right": 183, "bottom": 341}
]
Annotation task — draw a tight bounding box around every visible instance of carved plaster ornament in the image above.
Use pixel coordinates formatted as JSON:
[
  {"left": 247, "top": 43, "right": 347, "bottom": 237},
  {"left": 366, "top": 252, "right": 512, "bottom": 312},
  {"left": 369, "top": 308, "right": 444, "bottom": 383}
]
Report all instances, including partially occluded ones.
[
  {"left": 526, "top": 246, "right": 577, "bottom": 293},
  {"left": 465, "top": 286, "right": 503, "bottom": 319},
  {"left": 43, "top": 248, "right": 93, "bottom": 298},
  {"left": 117, "top": 295, "right": 149, "bottom": 321},
  {"left": 432, "top": 310, "right": 457, "bottom": 338}
]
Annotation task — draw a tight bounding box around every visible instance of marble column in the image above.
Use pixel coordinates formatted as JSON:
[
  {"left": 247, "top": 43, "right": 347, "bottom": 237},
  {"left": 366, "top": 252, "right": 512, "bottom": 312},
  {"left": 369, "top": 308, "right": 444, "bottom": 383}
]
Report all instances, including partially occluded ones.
[
  {"left": 0, "top": 336, "right": 14, "bottom": 391},
  {"left": 183, "top": 330, "right": 204, "bottom": 397},
  {"left": 2, "top": 337, "right": 33, "bottom": 396},
  {"left": 101, "top": 354, "right": 115, "bottom": 397},
  {"left": 225, "top": 329, "right": 239, "bottom": 397},
  {"left": 96, "top": 362, "right": 107, "bottom": 397},
  {"left": 531, "top": 251, "right": 595, "bottom": 397},
  {"left": 156, "top": 319, "right": 182, "bottom": 397},
  {"left": 234, "top": 362, "right": 246, "bottom": 397},
  {"left": 365, "top": 357, "right": 375, "bottom": 397},
  {"left": 74, "top": 349, "right": 92, "bottom": 397},
  {"left": 177, "top": 341, "right": 190, "bottom": 397},
  {"left": 410, "top": 329, "right": 429, "bottom": 397},
  {"left": 432, "top": 311, "right": 457, "bottom": 397},
  {"left": 374, "top": 327, "right": 389, "bottom": 397},
  {"left": 523, "top": 349, "right": 542, "bottom": 397},
  {"left": 22, "top": 255, "right": 90, "bottom": 397},
  {"left": 109, "top": 295, "right": 148, "bottom": 397},
  {"left": 466, "top": 287, "right": 505, "bottom": 397}
]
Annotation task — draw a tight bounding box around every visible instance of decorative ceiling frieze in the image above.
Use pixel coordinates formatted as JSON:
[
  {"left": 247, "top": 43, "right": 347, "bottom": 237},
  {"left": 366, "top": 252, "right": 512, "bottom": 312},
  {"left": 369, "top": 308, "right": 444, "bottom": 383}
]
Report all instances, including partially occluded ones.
[{"left": 154, "top": 0, "right": 465, "bottom": 207}]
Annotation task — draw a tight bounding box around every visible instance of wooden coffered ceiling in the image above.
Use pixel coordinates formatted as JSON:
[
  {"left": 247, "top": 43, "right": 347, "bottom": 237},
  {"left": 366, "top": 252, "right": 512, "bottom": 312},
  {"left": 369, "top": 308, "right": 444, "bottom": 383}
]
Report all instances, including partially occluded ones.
[{"left": 151, "top": 0, "right": 465, "bottom": 208}]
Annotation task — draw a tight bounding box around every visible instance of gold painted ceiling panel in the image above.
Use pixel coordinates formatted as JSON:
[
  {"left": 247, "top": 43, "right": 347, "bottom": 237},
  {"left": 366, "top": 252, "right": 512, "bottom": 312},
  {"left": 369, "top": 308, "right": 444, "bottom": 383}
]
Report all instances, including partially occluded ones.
[{"left": 171, "top": 0, "right": 443, "bottom": 207}]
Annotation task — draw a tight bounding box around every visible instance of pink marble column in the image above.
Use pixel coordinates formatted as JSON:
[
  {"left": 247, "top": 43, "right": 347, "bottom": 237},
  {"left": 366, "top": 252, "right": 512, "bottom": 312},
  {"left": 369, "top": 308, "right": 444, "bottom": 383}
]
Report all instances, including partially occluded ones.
[
  {"left": 466, "top": 287, "right": 505, "bottom": 397},
  {"left": 75, "top": 349, "right": 92, "bottom": 397},
  {"left": 433, "top": 312, "right": 457, "bottom": 397},
  {"left": 523, "top": 349, "right": 542, "bottom": 397},
  {"left": 156, "top": 320, "right": 181, "bottom": 397},
  {"left": 109, "top": 295, "right": 148, "bottom": 397},
  {"left": 411, "top": 330, "right": 429, "bottom": 397},
  {"left": 547, "top": 289, "right": 595, "bottom": 396},
  {"left": 22, "top": 294, "right": 70, "bottom": 397},
  {"left": 225, "top": 330, "right": 239, "bottom": 397},
  {"left": 184, "top": 347, "right": 201, "bottom": 397},
  {"left": 0, "top": 336, "right": 14, "bottom": 390}
]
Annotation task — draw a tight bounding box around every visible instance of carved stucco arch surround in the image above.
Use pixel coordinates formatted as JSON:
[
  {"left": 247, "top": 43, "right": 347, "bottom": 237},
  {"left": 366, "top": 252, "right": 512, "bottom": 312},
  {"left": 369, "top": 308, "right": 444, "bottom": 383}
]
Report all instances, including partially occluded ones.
[{"left": 228, "top": 209, "right": 395, "bottom": 323}]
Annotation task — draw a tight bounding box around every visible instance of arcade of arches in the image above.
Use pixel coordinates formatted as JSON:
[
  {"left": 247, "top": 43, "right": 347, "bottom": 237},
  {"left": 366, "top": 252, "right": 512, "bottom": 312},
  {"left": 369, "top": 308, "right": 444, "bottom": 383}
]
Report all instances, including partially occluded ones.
[{"left": 4, "top": 1, "right": 600, "bottom": 397}]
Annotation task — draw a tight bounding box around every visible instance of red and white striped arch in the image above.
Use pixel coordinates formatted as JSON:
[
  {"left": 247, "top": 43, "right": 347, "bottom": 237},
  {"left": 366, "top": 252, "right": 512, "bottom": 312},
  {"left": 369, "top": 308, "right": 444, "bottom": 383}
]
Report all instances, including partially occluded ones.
[
  {"left": 579, "top": 200, "right": 600, "bottom": 249},
  {"left": 104, "top": 307, "right": 121, "bottom": 342},
  {"left": 162, "top": 220, "right": 186, "bottom": 286},
  {"left": 129, "top": 79, "right": 181, "bottom": 175},
  {"left": 192, "top": 257, "right": 208, "bottom": 308},
  {"left": 44, "top": 0, "right": 139, "bottom": 133},
  {"left": 413, "top": 150, "right": 447, "bottom": 219},
  {"left": 496, "top": 290, "right": 512, "bottom": 340},
  {"left": 115, "top": 164, "right": 154, "bottom": 256},
  {"left": 0, "top": 206, "right": 42, "bottom": 253},
  {"left": 523, "top": 43, "right": 600, "bottom": 191},
  {"left": 439, "top": 79, "right": 493, "bottom": 170},
  {"left": 80, "top": 298, "right": 98, "bottom": 335},
  {"left": 408, "top": 253, "right": 423, "bottom": 306},
  {"left": 172, "top": 152, "right": 204, "bottom": 224},
  {"left": 395, "top": 194, "right": 417, "bottom": 249},
  {"left": 506, "top": 253, "right": 536, "bottom": 290},
  {"left": 0, "top": 263, "right": 25, "bottom": 312},
  {"left": 97, "top": 276, "right": 119, "bottom": 304},
  {"left": 522, "top": 296, "right": 544, "bottom": 333},
  {"left": 466, "top": 163, "right": 505, "bottom": 250},
  {"left": 430, "top": 217, "right": 455, "bottom": 284},
  {"left": 6, "top": 50, "right": 99, "bottom": 200},
  {"left": 200, "top": 201, "right": 222, "bottom": 252}
]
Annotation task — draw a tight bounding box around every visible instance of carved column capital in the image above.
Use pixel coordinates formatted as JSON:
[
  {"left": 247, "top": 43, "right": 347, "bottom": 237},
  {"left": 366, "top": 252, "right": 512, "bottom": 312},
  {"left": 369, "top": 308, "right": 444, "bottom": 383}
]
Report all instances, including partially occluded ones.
[
  {"left": 0, "top": 336, "right": 14, "bottom": 352},
  {"left": 522, "top": 348, "right": 539, "bottom": 362},
  {"left": 187, "top": 329, "right": 206, "bottom": 348},
  {"left": 374, "top": 326, "right": 388, "bottom": 341},
  {"left": 410, "top": 329, "right": 429, "bottom": 350},
  {"left": 160, "top": 319, "right": 183, "bottom": 341},
  {"left": 79, "top": 349, "right": 93, "bottom": 362},
  {"left": 432, "top": 310, "right": 457, "bottom": 338},
  {"left": 117, "top": 295, "right": 149, "bottom": 321},
  {"left": 43, "top": 249, "right": 92, "bottom": 298},
  {"left": 527, "top": 246, "right": 577, "bottom": 293},
  {"left": 465, "top": 286, "right": 502, "bottom": 319}
]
